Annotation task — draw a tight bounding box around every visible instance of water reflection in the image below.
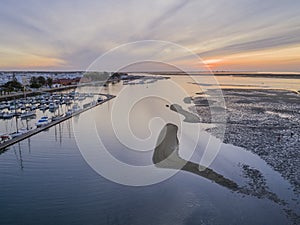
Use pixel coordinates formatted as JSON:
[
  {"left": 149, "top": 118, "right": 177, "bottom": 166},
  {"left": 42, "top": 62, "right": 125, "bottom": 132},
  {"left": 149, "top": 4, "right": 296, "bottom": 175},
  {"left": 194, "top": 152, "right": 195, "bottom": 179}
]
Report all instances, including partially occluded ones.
[
  {"left": 13, "top": 143, "right": 24, "bottom": 170},
  {"left": 153, "top": 123, "right": 238, "bottom": 190},
  {"left": 0, "top": 119, "right": 73, "bottom": 167}
]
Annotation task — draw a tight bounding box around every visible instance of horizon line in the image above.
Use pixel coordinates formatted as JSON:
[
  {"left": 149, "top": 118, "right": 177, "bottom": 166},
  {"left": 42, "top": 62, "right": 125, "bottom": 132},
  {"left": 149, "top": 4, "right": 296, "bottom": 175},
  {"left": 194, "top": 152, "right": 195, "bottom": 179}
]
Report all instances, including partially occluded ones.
[{"left": 1, "top": 70, "right": 300, "bottom": 74}]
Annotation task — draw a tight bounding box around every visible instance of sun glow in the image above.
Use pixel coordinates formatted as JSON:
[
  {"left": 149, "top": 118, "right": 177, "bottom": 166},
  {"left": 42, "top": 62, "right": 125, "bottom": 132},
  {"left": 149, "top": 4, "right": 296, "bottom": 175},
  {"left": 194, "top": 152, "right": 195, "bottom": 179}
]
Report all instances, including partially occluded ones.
[{"left": 203, "top": 59, "right": 223, "bottom": 70}]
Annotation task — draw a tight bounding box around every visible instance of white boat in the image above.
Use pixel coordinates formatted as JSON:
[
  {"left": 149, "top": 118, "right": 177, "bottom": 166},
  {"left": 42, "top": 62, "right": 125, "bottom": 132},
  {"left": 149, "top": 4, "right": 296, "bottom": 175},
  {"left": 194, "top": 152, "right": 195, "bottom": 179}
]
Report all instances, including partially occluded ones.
[
  {"left": 65, "top": 109, "right": 73, "bottom": 116},
  {"left": 145, "top": 79, "right": 156, "bottom": 84},
  {"left": 49, "top": 103, "right": 58, "bottom": 111},
  {"left": 36, "top": 116, "right": 50, "bottom": 127},
  {"left": 9, "top": 128, "right": 30, "bottom": 138},
  {"left": 72, "top": 104, "right": 81, "bottom": 112},
  {"left": 31, "top": 105, "right": 37, "bottom": 110},
  {"left": 39, "top": 104, "right": 48, "bottom": 111},
  {"left": 51, "top": 114, "right": 65, "bottom": 121},
  {"left": 9, "top": 105, "right": 17, "bottom": 110},
  {"left": 2, "top": 112, "right": 15, "bottom": 119},
  {"left": 0, "top": 104, "right": 9, "bottom": 110},
  {"left": 20, "top": 110, "right": 36, "bottom": 119},
  {"left": 78, "top": 96, "right": 86, "bottom": 101}
]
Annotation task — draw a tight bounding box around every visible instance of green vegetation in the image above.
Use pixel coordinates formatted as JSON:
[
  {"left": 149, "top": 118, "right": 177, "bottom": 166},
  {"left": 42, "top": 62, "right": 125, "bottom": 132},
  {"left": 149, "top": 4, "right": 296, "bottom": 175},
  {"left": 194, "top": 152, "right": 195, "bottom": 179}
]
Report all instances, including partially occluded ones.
[
  {"left": 46, "top": 77, "right": 53, "bottom": 88},
  {"left": 1, "top": 75, "right": 23, "bottom": 94},
  {"left": 30, "top": 76, "right": 52, "bottom": 88}
]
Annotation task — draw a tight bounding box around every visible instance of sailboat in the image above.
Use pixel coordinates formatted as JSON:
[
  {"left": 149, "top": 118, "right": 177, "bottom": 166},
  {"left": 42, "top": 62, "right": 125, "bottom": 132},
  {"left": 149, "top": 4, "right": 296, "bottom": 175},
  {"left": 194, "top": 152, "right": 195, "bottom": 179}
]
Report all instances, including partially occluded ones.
[
  {"left": 2, "top": 111, "right": 15, "bottom": 119},
  {"left": 49, "top": 102, "right": 58, "bottom": 112},
  {"left": 9, "top": 128, "right": 30, "bottom": 138},
  {"left": 9, "top": 99, "right": 31, "bottom": 138},
  {"left": 51, "top": 103, "right": 64, "bottom": 121},
  {"left": 20, "top": 110, "right": 36, "bottom": 119}
]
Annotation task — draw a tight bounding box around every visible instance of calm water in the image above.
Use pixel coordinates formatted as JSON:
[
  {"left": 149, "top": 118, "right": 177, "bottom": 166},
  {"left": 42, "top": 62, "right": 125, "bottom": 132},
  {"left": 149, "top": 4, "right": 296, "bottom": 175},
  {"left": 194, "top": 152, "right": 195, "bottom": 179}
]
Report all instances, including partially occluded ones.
[{"left": 0, "top": 75, "right": 299, "bottom": 225}]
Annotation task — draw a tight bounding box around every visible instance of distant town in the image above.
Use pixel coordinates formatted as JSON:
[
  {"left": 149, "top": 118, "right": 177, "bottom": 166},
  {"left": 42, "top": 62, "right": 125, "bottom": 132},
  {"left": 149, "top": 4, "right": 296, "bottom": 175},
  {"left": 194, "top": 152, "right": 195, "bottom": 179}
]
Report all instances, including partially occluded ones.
[
  {"left": 0, "top": 71, "right": 132, "bottom": 97},
  {"left": 0, "top": 71, "right": 172, "bottom": 101},
  {"left": 0, "top": 71, "right": 83, "bottom": 90}
]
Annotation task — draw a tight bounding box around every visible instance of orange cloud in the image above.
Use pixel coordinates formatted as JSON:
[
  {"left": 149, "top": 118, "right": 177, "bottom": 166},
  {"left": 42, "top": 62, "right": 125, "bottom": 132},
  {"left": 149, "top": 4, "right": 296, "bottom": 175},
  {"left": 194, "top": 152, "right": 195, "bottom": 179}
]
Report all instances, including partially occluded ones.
[
  {"left": 0, "top": 51, "right": 66, "bottom": 69},
  {"left": 202, "top": 44, "right": 300, "bottom": 71}
]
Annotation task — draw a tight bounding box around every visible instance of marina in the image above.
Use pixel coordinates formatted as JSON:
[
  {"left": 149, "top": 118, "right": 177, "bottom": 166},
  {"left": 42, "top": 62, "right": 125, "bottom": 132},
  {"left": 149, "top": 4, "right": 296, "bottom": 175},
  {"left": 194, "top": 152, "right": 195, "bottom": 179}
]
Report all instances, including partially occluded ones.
[{"left": 0, "top": 93, "right": 115, "bottom": 151}]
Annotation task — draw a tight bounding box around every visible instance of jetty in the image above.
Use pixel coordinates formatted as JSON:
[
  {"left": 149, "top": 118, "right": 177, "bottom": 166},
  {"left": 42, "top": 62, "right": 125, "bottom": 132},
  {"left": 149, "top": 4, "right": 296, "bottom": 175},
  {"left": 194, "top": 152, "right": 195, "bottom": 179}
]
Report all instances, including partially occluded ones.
[{"left": 0, "top": 93, "right": 115, "bottom": 151}]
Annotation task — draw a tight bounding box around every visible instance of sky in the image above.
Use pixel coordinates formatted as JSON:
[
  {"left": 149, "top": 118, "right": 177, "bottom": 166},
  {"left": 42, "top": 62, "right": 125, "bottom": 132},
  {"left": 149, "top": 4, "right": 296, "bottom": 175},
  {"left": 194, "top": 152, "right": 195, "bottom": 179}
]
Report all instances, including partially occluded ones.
[{"left": 0, "top": 0, "right": 300, "bottom": 72}]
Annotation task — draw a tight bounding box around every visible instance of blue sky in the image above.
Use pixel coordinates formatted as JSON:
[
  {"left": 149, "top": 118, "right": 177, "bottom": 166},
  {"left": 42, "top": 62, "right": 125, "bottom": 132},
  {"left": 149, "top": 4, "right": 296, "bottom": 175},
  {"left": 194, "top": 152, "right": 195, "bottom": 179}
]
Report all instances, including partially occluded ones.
[{"left": 1, "top": 0, "right": 300, "bottom": 71}]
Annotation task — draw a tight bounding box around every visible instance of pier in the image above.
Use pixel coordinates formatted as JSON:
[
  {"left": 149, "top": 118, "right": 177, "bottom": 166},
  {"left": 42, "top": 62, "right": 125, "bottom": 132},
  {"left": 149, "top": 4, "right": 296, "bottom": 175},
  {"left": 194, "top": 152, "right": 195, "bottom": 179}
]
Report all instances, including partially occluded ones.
[{"left": 0, "top": 93, "right": 115, "bottom": 151}]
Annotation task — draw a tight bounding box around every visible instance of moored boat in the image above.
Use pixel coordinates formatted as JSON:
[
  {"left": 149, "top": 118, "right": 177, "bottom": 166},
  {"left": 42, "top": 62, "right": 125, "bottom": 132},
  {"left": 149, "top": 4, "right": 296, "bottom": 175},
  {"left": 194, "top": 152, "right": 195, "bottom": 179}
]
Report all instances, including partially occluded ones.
[
  {"left": 49, "top": 103, "right": 58, "bottom": 112},
  {"left": 72, "top": 104, "right": 81, "bottom": 112},
  {"left": 36, "top": 116, "right": 50, "bottom": 127},
  {"left": 51, "top": 114, "right": 65, "bottom": 121},
  {"left": 20, "top": 110, "right": 36, "bottom": 119},
  {"left": 0, "top": 134, "right": 12, "bottom": 143},
  {"left": 9, "top": 128, "right": 30, "bottom": 138},
  {"left": 2, "top": 112, "right": 15, "bottom": 119}
]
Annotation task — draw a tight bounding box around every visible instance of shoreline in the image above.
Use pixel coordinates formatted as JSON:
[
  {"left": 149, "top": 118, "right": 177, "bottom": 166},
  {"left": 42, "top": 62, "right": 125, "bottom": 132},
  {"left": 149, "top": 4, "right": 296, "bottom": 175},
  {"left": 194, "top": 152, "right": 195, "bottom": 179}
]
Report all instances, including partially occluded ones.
[
  {"left": 0, "top": 81, "right": 107, "bottom": 101},
  {"left": 0, "top": 85, "right": 78, "bottom": 101},
  {"left": 142, "top": 72, "right": 300, "bottom": 79}
]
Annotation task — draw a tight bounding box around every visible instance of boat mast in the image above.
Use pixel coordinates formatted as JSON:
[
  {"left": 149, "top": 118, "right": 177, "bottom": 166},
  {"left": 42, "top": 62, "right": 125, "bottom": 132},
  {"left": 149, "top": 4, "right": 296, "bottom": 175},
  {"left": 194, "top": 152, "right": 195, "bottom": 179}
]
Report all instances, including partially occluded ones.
[
  {"left": 26, "top": 117, "right": 29, "bottom": 130},
  {"left": 14, "top": 98, "right": 19, "bottom": 133},
  {"left": 23, "top": 86, "right": 26, "bottom": 100}
]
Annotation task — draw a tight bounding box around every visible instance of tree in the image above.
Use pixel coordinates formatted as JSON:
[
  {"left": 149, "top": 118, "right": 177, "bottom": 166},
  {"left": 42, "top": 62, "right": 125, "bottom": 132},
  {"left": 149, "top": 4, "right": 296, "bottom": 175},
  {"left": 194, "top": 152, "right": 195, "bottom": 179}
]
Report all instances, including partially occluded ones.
[
  {"left": 46, "top": 77, "right": 53, "bottom": 88},
  {"left": 3, "top": 75, "right": 23, "bottom": 92},
  {"left": 30, "top": 76, "right": 48, "bottom": 88},
  {"left": 30, "top": 76, "right": 41, "bottom": 88},
  {"left": 37, "top": 76, "right": 46, "bottom": 86}
]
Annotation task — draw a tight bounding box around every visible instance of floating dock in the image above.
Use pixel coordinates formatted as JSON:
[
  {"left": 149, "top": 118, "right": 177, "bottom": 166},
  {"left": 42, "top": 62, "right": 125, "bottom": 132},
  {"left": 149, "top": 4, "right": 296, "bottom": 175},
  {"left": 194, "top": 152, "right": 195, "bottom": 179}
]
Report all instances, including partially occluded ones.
[{"left": 0, "top": 93, "right": 115, "bottom": 151}]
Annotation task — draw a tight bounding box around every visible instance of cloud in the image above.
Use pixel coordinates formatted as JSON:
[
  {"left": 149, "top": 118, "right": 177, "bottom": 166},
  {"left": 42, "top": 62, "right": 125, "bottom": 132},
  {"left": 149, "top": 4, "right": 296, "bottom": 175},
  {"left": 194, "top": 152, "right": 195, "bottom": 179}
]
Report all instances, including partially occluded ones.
[
  {"left": 146, "top": 0, "right": 190, "bottom": 30},
  {"left": 0, "top": 0, "right": 300, "bottom": 71},
  {"left": 197, "top": 29, "right": 300, "bottom": 57}
]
